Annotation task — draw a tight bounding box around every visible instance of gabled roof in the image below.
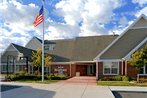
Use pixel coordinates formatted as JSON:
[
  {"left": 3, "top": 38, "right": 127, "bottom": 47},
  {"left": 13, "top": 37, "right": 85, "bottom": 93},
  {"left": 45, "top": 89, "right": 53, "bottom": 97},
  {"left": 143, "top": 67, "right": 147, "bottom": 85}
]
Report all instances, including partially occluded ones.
[
  {"left": 45, "top": 35, "right": 118, "bottom": 62},
  {"left": 29, "top": 36, "right": 56, "bottom": 44},
  {"left": 12, "top": 43, "right": 36, "bottom": 61},
  {"left": 124, "top": 37, "right": 147, "bottom": 59},
  {"left": 95, "top": 14, "right": 147, "bottom": 60},
  {"left": 34, "top": 36, "right": 42, "bottom": 43},
  {"left": 45, "top": 38, "right": 76, "bottom": 62}
]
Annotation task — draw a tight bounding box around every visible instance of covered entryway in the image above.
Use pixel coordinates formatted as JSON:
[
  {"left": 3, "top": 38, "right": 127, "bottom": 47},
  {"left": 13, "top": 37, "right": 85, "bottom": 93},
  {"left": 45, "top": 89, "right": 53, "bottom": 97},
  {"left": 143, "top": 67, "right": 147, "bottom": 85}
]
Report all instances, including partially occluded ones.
[{"left": 75, "top": 63, "right": 96, "bottom": 76}]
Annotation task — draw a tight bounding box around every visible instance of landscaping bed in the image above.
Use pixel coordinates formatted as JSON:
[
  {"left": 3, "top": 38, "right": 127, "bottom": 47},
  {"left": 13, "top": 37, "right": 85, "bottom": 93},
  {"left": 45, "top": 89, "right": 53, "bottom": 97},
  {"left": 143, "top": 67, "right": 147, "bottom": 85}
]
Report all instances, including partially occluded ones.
[
  {"left": 97, "top": 81, "right": 147, "bottom": 86},
  {"left": 17, "top": 80, "right": 59, "bottom": 84},
  {"left": 5, "top": 72, "right": 69, "bottom": 83},
  {"left": 97, "top": 75, "right": 147, "bottom": 86}
]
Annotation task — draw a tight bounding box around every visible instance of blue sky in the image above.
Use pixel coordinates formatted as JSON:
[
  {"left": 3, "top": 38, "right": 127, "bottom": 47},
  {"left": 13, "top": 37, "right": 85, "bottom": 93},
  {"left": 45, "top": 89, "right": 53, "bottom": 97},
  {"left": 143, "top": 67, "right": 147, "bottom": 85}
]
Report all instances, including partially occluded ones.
[{"left": 0, "top": 0, "right": 147, "bottom": 53}]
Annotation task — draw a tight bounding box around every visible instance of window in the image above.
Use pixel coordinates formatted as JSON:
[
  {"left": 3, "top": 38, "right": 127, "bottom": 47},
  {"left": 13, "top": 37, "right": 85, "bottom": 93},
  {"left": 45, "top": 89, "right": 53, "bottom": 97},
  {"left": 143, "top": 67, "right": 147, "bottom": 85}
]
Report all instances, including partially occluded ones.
[
  {"left": 103, "top": 62, "right": 119, "bottom": 75},
  {"left": 2, "top": 65, "right": 7, "bottom": 71},
  {"left": 140, "top": 66, "right": 147, "bottom": 74},
  {"left": 44, "top": 44, "right": 55, "bottom": 50}
]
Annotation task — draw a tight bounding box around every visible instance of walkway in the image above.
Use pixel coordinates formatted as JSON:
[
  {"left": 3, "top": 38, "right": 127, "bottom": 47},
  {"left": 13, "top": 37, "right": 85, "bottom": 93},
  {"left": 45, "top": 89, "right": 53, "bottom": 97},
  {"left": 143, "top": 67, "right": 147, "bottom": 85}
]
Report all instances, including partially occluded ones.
[
  {"left": 1, "top": 76, "right": 115, "bottom": 98},
  {"left": 65, "top": 76, "right": 96, "bottom": 85}
]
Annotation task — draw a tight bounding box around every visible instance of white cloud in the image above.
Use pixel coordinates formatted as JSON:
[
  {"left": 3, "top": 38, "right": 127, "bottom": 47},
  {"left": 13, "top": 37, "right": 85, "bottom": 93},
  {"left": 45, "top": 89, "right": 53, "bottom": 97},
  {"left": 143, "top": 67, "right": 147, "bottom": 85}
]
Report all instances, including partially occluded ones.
[
  {"left": 132, "top": 0, "right": 147, "bottom": 6},
  {"left": 109, "top": 19, "right": 134, "bottom": 35},
  {"left": 51, "top": 0, "right": 123, "bottom": 37},
  {"left": 0, "top": 0, "right": 125, "bottom": 53},
  {"left": 45, "top": 21, "right": 80, "bottom": 40},
  {"left": 1, "top": 0, "right": 146, "bottom": 53},
  {"left": 0, "top": 0, "right": 41, "bottom": 53},
  {"left": 119, "top": 16, "right": 129, "bottom": 27},
  {"left": 135, "top": 7, "right": 147, "bottom": 17}
]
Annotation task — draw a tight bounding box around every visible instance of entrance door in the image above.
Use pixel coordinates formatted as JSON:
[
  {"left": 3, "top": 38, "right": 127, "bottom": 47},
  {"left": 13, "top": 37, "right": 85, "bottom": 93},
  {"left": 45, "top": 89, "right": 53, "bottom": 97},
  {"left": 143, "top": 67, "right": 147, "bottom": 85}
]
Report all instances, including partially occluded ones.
[{"left": 87, "top": 65, "right": 96, "bottom": 76}]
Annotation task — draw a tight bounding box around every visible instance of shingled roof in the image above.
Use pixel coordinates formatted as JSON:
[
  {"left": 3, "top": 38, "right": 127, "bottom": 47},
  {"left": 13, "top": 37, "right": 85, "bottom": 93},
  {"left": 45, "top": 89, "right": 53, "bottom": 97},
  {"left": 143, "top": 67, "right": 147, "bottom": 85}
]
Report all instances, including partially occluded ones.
[
  {"left": 12, "top": 43, "right": 35, "bottom": 61},
  {"left": 45, "top": 35, "right": 118, "bottom": 62},
  {"left": 96, "top": 14, "right": 147, "bottom": 60}
]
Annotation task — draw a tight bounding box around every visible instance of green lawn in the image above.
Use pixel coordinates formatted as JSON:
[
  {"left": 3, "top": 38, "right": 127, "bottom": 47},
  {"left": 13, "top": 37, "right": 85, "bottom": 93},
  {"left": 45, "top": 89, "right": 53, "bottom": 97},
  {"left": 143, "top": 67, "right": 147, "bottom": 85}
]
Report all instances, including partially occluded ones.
[
  {"left": 17, "top": 80, "right": 60, "bottom": 84},
  {"left": 97, "top": 81, "right": 147, "bottom": 86}
]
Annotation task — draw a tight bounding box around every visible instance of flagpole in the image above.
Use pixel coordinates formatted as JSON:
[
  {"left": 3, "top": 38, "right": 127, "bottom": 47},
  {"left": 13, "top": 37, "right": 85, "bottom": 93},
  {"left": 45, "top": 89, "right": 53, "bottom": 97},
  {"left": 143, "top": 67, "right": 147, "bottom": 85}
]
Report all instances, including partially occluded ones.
[{"left": 42, "top": 0, "right": 45, "bottom": 82}]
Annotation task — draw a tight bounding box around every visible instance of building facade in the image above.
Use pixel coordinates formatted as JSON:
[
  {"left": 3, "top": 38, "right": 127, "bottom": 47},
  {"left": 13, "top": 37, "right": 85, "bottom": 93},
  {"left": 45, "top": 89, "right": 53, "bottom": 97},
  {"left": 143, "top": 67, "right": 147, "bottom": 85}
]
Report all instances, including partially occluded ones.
[{"left": 1, "top": 14, "right": 147, "bottom": 80}]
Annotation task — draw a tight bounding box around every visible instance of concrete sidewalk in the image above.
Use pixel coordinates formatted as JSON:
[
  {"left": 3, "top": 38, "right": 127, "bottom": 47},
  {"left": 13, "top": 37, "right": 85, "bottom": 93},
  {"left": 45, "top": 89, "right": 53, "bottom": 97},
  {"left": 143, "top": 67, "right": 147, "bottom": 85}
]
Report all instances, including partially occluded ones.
[{"left": 1, "top": 77, "right": 115, "bottom": 98}]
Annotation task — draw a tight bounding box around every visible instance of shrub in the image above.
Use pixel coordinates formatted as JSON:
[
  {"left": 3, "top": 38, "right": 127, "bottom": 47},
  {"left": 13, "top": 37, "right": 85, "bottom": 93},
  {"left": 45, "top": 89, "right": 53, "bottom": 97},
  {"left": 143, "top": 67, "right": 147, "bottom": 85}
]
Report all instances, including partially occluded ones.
[
  {"left": 50, "top": 76, "right": 61, "bottom": 80},
  {"left": 122, "top": 76, "right": 130, "bottom": 81},
  {"left": 100, "top": 76, "right": 112, "bottom": 81},
  {"left": 5, "top": 72, "right": 43, "bottom": 81},
  {"left": 139, "top": 78, "right": 147, "bottom": 83},
  {"left": 34, "top": 71, "right": 41, "bottom": 75},
  {"left": 5, "top": 75, "right": 15, "bottom": 81},
  {"left": 49, "top": 74, "right": 68, "bottom": 80},
  {"left": 5, "top": 72, "right": 68, "bottom": 81},
  {"left": 114, "top": 75, "right": 122, "bottom": 81}
]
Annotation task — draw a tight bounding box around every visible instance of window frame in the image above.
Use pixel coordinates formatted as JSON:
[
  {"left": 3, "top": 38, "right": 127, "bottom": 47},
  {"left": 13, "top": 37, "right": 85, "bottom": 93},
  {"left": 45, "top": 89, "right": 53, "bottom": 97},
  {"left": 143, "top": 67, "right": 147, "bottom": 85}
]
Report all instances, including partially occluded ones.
[
  {"left": 103, "top": 62, "right": 119, "bottom": 75},
  {"left": 44, "top": 44, "right": 56, "bottom": 50},
  {"left": 140, "top": 65, "right": 147, "bottom": 75}
]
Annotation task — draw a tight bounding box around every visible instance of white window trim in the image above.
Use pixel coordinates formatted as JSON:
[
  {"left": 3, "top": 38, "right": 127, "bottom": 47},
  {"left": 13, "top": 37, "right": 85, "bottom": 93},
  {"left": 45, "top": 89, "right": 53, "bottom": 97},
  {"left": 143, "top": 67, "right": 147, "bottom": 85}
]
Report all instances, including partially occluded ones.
[
  {"left": 44, "top": 44, "right": 56, "bottom": 50},
  {"left": 140, "top": 66, "right": 147, "bottom": 75},
  {"left": 103, "top": 62, "right": 119, "bottom": 75}
]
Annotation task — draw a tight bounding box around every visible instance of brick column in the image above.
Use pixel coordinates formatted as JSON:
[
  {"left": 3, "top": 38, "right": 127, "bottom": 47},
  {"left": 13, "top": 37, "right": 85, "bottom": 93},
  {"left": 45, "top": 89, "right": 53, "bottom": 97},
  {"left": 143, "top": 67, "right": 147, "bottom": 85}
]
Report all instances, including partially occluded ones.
[
  {"left": 71, "top": 64, "right": 76, "bottom": 77},
  {"left": 125, "top": 61, "right": 127, "bottom": 76}
]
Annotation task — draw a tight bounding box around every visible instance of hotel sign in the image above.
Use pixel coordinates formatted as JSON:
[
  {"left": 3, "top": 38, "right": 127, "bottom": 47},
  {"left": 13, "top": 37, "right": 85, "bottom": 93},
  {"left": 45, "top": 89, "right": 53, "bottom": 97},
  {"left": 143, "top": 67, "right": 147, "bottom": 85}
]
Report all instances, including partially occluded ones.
[{"left": 54, "top": 66, "right": 67, "bottom": 74}]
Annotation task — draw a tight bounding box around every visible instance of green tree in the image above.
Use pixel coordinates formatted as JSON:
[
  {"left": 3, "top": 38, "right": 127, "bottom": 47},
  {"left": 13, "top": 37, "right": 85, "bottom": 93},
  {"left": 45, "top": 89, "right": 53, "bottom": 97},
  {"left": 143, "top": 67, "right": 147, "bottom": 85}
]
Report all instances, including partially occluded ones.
[
  {"left": 31, "top": 48, "right": 52, "bottom": 74},
  {"left": 129, "top": 45, "right": 147, "bottom": 80}
]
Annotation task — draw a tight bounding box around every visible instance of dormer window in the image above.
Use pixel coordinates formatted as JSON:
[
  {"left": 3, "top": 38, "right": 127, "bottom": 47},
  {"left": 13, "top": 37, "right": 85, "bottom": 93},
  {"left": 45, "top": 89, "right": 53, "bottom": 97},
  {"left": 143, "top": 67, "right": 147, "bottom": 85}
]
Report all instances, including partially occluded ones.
[{"left": 44, "top": 44, "right": 55, "bottom": 50}]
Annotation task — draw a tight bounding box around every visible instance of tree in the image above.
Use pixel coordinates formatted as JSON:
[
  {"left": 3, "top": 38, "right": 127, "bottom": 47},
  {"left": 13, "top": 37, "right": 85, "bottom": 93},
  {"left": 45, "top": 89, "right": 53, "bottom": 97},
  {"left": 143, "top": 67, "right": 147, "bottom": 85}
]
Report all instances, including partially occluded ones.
[
  {"left": 129, "top": 45, "right": 147, "bottom": 81},
  {"left": 31, "top": 48, "right": 52, "bottom": 74}
]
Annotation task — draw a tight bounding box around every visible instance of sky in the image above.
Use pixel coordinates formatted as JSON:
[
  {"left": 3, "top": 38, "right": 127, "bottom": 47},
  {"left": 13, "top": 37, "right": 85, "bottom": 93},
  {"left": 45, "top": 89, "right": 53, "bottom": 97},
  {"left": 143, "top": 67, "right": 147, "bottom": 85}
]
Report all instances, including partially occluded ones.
[{"left": 0, "top": 0, "right": 147, "bottom": 53}]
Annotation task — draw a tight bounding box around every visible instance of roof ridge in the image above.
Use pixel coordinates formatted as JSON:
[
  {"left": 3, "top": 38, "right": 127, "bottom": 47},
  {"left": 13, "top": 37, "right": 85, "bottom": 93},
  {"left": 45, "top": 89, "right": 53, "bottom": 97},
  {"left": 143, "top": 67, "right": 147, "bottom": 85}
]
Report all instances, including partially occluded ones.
[
  {"left": 12, "top": 43, "right": 35, "bottom": 51},
  {"left": 43, "top": 35, "right": 118, "bottom": 42}
]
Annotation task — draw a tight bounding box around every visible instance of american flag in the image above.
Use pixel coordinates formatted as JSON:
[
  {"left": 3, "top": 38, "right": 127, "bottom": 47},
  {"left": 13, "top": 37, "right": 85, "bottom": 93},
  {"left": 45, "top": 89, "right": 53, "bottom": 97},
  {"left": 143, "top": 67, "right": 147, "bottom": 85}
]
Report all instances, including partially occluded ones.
[{"left": 33, "top": 6, "right": 43, "bottom": 27}]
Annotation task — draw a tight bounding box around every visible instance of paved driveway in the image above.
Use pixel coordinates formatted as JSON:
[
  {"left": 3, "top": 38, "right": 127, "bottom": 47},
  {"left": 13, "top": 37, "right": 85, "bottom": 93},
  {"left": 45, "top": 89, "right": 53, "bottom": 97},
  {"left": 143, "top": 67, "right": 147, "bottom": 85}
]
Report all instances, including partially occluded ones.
[{"left": 1, "top": 76, "right": 115, "bottom": 98}]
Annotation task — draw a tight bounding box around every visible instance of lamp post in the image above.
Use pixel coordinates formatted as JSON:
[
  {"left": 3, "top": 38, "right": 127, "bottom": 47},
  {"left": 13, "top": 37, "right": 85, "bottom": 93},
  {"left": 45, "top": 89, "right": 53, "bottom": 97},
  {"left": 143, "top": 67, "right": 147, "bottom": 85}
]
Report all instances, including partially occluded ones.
[{"left": 20, "top": 57, "right": 28, "bottom": 73}]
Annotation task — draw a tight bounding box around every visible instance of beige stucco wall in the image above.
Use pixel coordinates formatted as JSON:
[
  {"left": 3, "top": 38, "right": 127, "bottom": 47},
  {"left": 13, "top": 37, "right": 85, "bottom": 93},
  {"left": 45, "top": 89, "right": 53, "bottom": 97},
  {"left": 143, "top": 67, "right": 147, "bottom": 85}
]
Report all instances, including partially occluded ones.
[
  {"left": 132, "top": 18, "right": 147, "bottom": 28},
  {"left": 1, "top": 45, "right": 20, "bottom": 62},
  {"left": 25, "top": 38, "right": 42, "bottom": 50}
]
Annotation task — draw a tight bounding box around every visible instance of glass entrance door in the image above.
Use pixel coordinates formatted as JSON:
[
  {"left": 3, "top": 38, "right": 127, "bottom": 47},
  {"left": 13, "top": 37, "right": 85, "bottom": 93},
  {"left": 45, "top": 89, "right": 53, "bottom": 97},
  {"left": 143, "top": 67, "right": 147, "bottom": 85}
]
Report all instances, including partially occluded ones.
[{"left": 87, "top": 65, "right": 96, "bottom": 76}]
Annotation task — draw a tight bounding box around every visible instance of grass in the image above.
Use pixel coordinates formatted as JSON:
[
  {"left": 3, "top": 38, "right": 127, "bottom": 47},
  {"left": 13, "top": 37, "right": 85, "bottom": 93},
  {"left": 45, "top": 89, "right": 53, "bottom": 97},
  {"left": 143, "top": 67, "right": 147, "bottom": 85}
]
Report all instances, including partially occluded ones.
[
  {"left": 97, "top": 81, "right": 147, "bottom": 87},
  {"left": 16, "top": 80, "right": 60, "bottom": 84}
]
